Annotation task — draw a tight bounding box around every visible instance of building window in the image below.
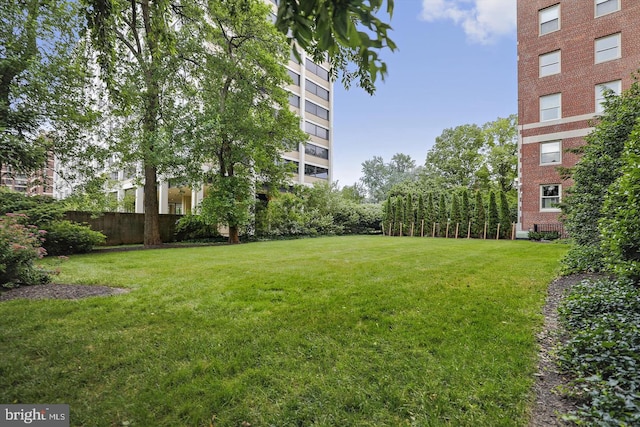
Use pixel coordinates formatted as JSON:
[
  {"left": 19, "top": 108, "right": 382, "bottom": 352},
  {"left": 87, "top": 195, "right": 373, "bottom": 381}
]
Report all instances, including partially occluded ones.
[
  {"left": 287, "top": 69, "right": 300, "bottom": 86},
  {"left": 541, "top": 185, "right": 561, "bottom": 211},
  {"left": 595, "top": 0, "right": 619, "bottom": 17},
  {"left": 288, "top": 93, "right": 300, "bottom": 108},
  {"left": 305, "top": 101, "right": 329, "bottom": 120},
  {"left": 304, "top": 164, "right": 329, "bottom": 179},
  {"left": 304, "top": 121, "right": 329, "bottom": 139},
  {"left": 539, "top": 4, "right": 560, "bottom": 35},
  {"left": 305, "top": 143, "right": 329, "bottom": 159},
  {"left": 595, "top": 80, "right": 622, "bottom": 113},
  {"left": 540, "top": 93, "right": 561, "bottom": 121},
  {"left": 540, "top": 141, "right": 561, "bottom": 165},
  {"left": 595, "top": 33, "right": 621, "bottom": 63},
  {"left": 305, "top": 79, "right": 329, "bottom": 100},
  {"left": 305, "top": 60, "right": 329, "bottom": 81},
  {"left": 539, "top": 50, "right": 561, "bottom": 77}
]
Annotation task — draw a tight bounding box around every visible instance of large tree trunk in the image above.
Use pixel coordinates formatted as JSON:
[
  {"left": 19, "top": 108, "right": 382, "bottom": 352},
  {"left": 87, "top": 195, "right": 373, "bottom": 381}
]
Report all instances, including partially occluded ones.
[
  {"left": 143, "top": 164, "right": 162, "bottom": 246},
  {"left": 228, "top": 226, "right": 240, "bottom": 244},
  {"left": 140, "top": 0, "right": 163, "bottom": 247}
]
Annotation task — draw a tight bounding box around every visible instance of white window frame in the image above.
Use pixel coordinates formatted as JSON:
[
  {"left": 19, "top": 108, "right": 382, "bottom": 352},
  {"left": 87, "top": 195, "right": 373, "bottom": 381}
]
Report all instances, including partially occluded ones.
[
  {"left": 595, "top": 80, "right": 622, "bottom": 113},
  {"left": 540, "top": 93, "right": 561, "bottom": 121},
  {"left": 539, "top": 50, "right": 561, "bottom": 77},
  {"left": 539, "top": 4, "right": 560, "bottom": 35},
  {"left": 595, "top": 33, "right": 621, "bottom": 64},
  {"left": 540, "top": 141, "right": 561, "bottom": 165},
  {"left": 540, "top": 184, "right": 562, "bottom": 212},
  {"left": 595, "top": 0, "right": 620, "bottom": 17}
]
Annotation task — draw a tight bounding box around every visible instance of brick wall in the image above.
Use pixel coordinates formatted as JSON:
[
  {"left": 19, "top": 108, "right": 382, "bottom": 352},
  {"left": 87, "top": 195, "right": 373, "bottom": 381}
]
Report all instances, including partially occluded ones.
[{"left": 517, "top": 0, "right": 640, "bottom": 232}]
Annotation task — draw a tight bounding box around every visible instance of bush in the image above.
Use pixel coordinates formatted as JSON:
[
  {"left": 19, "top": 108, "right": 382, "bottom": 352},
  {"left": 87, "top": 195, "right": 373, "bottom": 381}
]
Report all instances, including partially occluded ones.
[
  {"left": 528, "top": 231, "right": 560, "bottom": 241},
  {"left": 0, "top": 214, "right": 50, "bottom": 288},
  {"left": 175, "top": 214, "right": 221, "bottom": 241},
  {"left": 557, "top": 278, "right": 640, "bottom": 426},
  {"left": 561, "top": 244, "right": 607, "bottom": 275},
  {"left": 42, "top": 220, "right": 106, "bottom": 256}
]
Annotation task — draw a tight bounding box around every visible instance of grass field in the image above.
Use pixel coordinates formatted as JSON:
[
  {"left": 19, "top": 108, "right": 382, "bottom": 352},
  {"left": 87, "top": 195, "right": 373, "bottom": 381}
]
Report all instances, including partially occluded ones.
[{"left": 0, "top": 236, "right": 567, "bottom": 426}]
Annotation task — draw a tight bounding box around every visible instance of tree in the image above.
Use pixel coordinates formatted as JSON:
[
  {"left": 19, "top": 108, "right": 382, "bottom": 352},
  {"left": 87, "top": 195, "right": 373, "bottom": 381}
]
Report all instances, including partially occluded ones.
[
  {"left": 499, "top": 191, "right": 511, "bottom": 239},
  {"left": 1, "top": 0, "right": 87, "bottom": 178},
  {"left": 449, "top": 193, "right": 461, "bottom": 237},
  {"left": 423, "top": 124, "right": 485, "bottom": 189},
  {"left": 417, "top": 193, "right": 425, "bottom": 234},
  {"left": 487, "top": 191, "right": 499, "bottom": 238},
  {"left": 437, "top": 194, "right": 447, "bottom": 237},
  {"left": 483, "top": 115, "right": 518, "bottom": 193},
  {"left": 461, "top": 189, "right": 470, "bottom": 234},
  {"left": 394, "top": 196, "right": 403, "bottom": 236},
  {"left": 405, "top": 193, "right": 414, "bottom": 235},
  {"left": 359, "top": 153, "right": 419, "bottom": 202},
  {"left": 425, "top": 192, "right": 435, "bottom": 233},
  {"left": 80, "top": 0, "right": 208, "bottom": 246},
  {"left": 274, "top": 0, "right": 396, "bottom": 95},
  {"left": 473, "top": 191, "right": 486, "bottom": 238},
  {"left": 194, "top": 0, "right": 308, "bottom": 244},
  {"left": 340, "top": 182, "right": 366, "bottom": 203}
]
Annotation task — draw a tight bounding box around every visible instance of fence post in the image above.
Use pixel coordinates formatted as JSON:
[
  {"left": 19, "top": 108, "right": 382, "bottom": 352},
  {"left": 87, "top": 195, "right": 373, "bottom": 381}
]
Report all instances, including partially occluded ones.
[
  {"left": 496, "top": 223, "right": 501, "bottom": 240},
  {"left": 421, "top": 219, "right": 424, "bottom": 237},
  {"left": 511, "top": 223, "right": 516, "bottom": 240},
  {"left": 467, "top": 221, "right": 471, "bottom": 239},
  {"left": 410, "top": 222, "right": 415, "bottom": 237},
  {"left": 483, "top": 222, "right": 487, "bottom": 240},
  {"left": 455, "top": 223, "right": 459, "bottom": 239},
  {"left": 445, "top": 222, "right": 450, "bottom": 239}
]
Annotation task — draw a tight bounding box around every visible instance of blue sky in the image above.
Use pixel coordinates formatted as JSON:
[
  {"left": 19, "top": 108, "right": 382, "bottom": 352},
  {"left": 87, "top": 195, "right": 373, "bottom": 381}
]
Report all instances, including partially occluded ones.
[{"left": 331, "top": 0, "right": 517, "bottom": 186}]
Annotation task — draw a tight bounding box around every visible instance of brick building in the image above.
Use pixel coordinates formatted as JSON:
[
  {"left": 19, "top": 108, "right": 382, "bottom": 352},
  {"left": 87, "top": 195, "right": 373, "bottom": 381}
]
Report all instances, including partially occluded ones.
[{"left": 517, "top": 0, "right": 640, "bottom": 234}]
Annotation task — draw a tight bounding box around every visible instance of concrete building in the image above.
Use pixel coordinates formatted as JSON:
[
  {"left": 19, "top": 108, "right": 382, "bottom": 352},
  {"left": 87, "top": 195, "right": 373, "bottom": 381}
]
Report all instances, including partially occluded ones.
[
  {"left": 517, "top": 0, "right": 640, "bottom": 233},
  {"left": 1, "top": 155, "right": 55, "bottom": 197}
]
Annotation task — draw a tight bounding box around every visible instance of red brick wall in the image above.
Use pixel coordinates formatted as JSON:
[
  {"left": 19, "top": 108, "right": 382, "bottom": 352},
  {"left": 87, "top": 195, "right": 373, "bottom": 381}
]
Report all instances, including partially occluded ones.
[{"left": 517, "top": 0, "right": 640, "bottom": 232}]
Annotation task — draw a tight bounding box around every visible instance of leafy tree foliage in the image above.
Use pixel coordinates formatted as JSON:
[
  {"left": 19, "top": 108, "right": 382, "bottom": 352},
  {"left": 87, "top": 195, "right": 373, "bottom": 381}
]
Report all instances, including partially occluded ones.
[
  {"left": 600, "top": 126, "right": 640, "bottom": 279},
  {"left": 499, "top": 191, "right": 512, "bottom": 239},
  {"left": 437, "top": 193, "right": 447, "bottom": 237},
  {"left": 483, "top": 115, "right": 518, "bottom": 193},
  {"left": 474, "top": 191, "right": 486, "bottom": 238},
  {"left": 274, "top": 0, "right": 396, "bottom": 95},
  {"left": 1, "top": 0, "right": 88, "bottom": 178},
  {"left": 423, "top": 124, "right": 485, "bottom": 189},
  {"left": 562, "top": 79, "right": 640, "bottom": 272},
  {"left": 359, "top": 153, "right": 419, "bottom": 202},
  {"left": 191, "top": 0, "right": 307, "bottom": 244},
  {"left": 487, "top": 191, "right": 499, "bottom": 238}
]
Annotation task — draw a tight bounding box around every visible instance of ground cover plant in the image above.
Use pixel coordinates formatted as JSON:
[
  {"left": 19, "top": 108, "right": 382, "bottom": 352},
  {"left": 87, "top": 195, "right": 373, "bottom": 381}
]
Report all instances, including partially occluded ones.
[
  {"left": 557, "top": 278, "right": 640, "bottom": 426},
  {"left": 0, "top": 237, "right": 567, "bottom": 426}
]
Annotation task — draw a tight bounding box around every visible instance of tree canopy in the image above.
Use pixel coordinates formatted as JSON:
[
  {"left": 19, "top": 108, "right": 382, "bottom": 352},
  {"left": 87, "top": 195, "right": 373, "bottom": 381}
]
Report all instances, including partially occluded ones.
[{"left": 275, "top": 0, "right": 396, "bottom": 95}]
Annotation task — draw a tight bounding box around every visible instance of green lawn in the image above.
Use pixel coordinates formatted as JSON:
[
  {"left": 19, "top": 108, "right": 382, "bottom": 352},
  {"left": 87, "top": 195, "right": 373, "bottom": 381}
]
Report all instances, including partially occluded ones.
[{"left": 0, "top": 236, "right": 567, "bottom": 426}]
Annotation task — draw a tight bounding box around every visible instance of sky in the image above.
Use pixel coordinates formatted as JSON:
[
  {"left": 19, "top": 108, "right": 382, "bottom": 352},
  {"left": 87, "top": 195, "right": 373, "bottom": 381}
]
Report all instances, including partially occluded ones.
[{"left": 331, "top": 0, "right": 518, "bottom": 187}]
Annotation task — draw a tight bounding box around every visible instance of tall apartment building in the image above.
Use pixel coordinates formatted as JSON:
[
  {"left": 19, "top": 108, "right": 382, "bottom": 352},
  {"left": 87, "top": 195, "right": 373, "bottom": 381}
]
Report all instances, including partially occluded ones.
[
  {"left": 517, "top": 0, "right": 640, "bottom": 233},
  {"left": 1, "top": 156, "right": 55, "bottom": 197},
  {"left": 54, "top": 4, "right": 333, "bottom": 215}
]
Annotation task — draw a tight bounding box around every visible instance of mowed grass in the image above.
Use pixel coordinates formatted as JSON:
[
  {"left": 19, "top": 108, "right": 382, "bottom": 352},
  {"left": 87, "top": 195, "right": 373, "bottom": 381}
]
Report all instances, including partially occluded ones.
[{"left": 0, "top": 236, "right": 567, "bottom": 426}]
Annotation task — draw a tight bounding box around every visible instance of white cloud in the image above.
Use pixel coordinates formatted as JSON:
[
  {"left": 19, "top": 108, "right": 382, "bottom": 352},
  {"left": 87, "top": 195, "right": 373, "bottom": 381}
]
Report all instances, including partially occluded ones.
[{"left": 420, "top": 0, "right": 516, "bottom": 44}]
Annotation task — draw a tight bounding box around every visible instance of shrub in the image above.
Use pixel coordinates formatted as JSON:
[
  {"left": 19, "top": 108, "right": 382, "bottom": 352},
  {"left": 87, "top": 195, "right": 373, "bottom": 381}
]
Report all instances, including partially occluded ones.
[
  {"left": 0, "top": 214, "right": 50, "bottom": 288},
  {"left": 557, "top": 278, "right": 640, "bottom": 426},
  {"left": 174, "top": 214, "right": 221, "bottom": 241},
  {"left": 561, "top": 244, "right": 607, "bottom": 275},
  {"left": 528, "top": 231, "right": 560, "bottom": 241},
  {"left": 42, "top": 220, "right": 106, "bottom": 256}
]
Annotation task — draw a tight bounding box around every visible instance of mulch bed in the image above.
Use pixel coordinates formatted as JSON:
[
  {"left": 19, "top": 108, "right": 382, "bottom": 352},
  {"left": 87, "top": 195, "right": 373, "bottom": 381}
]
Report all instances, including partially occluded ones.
[{"left": 0, "top": 283, "right": 129, "bottom": 301}]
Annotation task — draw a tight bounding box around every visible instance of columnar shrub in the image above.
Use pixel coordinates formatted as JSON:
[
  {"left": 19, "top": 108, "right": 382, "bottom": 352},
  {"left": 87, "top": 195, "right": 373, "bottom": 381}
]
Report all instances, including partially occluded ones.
[
  {"left": 437, "top": 194, "right": 447, "bottom": 237},
  {"left": 461, "top": 189, "right": 470, "bottom": 234},
  {"left": 0, "top": 214, "right": 50, "bottom": 288},
  {"left": 473, "top": 191, "right": 486, "bottom": 238},
  {"left": 449, "top": 193, "right": 461, "bottom": 237},
  {"left": 405, "top": 194, "right": 414, "bottom": 235},
  {"left": 499, "top": 191, "right": 511, "bottom": 239},
  {"left": 487, "top": 191, "right": 499, "bottom": 238},
  {"left": 425, "top": 192, "right": 435, "bottom": 233}
]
